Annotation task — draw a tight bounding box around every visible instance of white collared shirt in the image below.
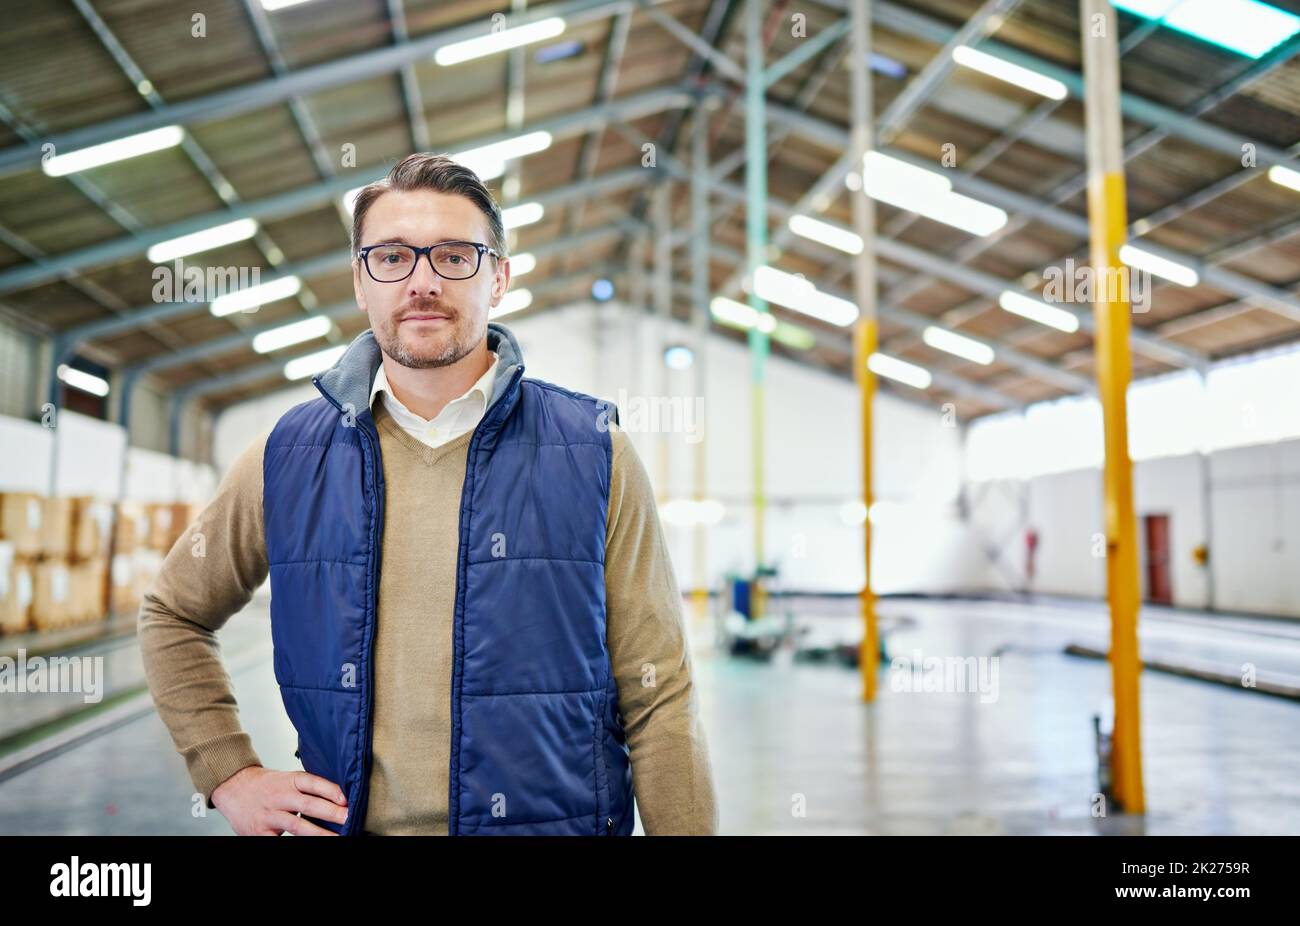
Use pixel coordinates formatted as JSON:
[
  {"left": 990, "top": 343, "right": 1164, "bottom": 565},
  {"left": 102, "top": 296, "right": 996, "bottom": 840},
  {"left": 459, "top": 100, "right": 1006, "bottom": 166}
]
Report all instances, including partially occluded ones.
[{"left": 369, "top": 351, "right": 499, "bottom": 449}]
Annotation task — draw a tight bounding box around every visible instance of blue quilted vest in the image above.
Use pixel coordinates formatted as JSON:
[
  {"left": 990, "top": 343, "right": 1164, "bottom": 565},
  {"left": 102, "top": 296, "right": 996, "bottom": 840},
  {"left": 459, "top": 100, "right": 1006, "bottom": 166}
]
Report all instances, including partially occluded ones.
[{"left": 262, "top": 322, "right": 635, "bottom": 835}]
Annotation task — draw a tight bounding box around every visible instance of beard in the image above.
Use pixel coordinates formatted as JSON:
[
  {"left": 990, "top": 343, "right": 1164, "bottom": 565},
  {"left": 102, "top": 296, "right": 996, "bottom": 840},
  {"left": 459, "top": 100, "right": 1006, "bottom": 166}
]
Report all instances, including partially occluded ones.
[{"left": 373, "top": 300, "right": 482, "bottom": 369}]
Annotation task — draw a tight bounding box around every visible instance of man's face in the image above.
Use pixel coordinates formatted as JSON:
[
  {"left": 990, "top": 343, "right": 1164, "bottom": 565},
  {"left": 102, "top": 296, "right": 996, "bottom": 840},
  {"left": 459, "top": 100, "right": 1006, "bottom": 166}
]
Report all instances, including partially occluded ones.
[{"left": 353, "top": 189, "right": 510, "bottom": 368}]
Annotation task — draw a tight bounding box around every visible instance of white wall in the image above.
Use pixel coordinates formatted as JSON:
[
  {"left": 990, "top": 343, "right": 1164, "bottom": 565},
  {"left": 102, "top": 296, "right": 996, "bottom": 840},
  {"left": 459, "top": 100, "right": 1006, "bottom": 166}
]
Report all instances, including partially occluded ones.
[
  {"left": 212, "top": 302, "right": 982, "bottom": 595},
  {"left": 1209, "top": 439, "right": 1300, "bottom": 616},
  {"left": 52, "top": 411, "right": 127, "bottom": 498},
  {"left": 603, "top": 308, "right": 982, "bottom": 594},
  {"left": 213, "top": 382, "right": 316, "bottom": 472},
  {"left": 967, "top": 437, "right": 1300, "bottom": 618},
  {"left": 0, "top": 414, "right": 53, "bottom": 494},
  {"left": 0, "top": 408, "right": 214, "bottom": 503}
]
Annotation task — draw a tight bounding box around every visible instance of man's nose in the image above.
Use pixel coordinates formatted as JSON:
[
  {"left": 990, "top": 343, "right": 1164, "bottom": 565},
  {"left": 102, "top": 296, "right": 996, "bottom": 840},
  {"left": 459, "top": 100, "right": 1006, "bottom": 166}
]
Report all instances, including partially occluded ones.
[{"left": 407, "top": 251, "right": 444, "bottom": 296}]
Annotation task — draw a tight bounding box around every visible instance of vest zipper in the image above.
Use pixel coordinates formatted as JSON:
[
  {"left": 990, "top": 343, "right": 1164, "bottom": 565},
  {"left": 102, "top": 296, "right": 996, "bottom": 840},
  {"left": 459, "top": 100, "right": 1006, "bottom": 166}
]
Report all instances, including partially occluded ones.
[
  {"left": 310, "top": 382, "right": 379, "bottom": 837},
  {"left": 606, "top": 816, "right": 614, "bottom": 835},
  {"left": 355, "top": 420, "right": 382, "bottom": 837}
]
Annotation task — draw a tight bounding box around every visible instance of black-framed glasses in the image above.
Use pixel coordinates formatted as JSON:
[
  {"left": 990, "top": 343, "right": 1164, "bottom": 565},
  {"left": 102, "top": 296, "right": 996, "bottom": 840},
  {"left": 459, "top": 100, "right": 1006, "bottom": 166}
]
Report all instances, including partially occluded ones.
[{"left": 357, "top": 241, "right": 500, "bottom": 283}]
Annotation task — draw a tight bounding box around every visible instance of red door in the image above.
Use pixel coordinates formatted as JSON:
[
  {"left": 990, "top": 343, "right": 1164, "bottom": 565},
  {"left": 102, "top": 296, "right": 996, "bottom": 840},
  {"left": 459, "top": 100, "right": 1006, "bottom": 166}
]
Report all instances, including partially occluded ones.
[{"left": 1143, "top": 514, "right": 1173, "bottom": 605}]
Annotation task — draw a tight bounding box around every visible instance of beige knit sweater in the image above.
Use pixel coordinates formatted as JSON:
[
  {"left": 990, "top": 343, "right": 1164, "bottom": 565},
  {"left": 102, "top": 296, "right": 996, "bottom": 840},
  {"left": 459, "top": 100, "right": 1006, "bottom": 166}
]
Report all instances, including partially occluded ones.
[{"left": 138, "top": 398, "right": 717, "bottom": 835}]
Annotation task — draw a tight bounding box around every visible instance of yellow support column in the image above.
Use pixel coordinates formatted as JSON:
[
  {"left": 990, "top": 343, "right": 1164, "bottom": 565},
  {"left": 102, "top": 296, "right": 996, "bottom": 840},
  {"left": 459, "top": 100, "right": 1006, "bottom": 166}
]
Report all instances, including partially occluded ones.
[
  {"left": 850, "top": 0, "right": 879, "bottom": 702},
  {"left": 1081, "top": 0, "right": 1145, "bottom": 815},
  {"left": 854, "top": 318, "right": 879, "bottom": 702}
]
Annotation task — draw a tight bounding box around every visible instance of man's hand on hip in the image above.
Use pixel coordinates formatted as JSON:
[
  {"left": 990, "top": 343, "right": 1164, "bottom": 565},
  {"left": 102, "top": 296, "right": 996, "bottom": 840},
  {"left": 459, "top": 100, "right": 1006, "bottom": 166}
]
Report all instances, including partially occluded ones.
[{"left": 211, "top": 766, "right": 350, "bottom": 835}]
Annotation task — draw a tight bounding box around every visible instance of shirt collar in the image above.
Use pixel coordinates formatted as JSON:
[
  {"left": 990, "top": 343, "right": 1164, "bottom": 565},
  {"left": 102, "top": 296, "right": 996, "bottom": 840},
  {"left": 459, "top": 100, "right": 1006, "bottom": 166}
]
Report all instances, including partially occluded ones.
[{"left": 369, "top": 350, "right": 499, "bottom": 423}]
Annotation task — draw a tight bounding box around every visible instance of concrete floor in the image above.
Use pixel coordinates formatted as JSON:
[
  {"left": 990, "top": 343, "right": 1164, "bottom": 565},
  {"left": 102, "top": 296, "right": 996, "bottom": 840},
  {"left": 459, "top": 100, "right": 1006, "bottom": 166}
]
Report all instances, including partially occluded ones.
[{"left": 1, "top": 594, "right": 1298, "bottom": 835}]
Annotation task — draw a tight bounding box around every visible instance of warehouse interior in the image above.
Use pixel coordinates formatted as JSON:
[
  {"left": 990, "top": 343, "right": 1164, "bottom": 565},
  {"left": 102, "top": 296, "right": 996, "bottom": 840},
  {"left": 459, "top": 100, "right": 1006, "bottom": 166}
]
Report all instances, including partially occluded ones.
[{"left": 1, "top": 0, "right": 1299, "bottom": 837}]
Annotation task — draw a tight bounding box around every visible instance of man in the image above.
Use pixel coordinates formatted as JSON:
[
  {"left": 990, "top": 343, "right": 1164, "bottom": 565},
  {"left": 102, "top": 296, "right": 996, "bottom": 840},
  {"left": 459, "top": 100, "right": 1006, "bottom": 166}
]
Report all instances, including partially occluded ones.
[{"left": 139, "top": 153, "right": 718, "bottom": 836}]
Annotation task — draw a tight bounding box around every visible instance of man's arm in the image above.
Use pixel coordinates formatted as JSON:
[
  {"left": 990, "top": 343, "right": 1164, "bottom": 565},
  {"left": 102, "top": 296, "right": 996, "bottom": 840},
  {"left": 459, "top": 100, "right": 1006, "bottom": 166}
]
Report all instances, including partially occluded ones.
[
  {"left": 138, "top": 430, "right": 271, "bottom": 809},
  {"left": 604, "top": 425, "right": 719, "bottom": 835}
]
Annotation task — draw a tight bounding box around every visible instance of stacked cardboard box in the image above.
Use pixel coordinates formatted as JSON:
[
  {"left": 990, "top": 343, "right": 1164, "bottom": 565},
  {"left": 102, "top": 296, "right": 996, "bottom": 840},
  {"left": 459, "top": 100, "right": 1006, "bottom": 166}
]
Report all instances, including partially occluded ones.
[
  {"left": 31, "top": 559, "right": 72, "bottom": 630},
  {"left": 31, "top": 497, "right": 75, "bottom": 629},
  {"left": 72, "top": 498, "right": 113, "bottom": 561},
  {"left": 0, "top": 493, "right": 43, "bottom": 558},
  {"left": 0, "top": 494, "right": 43, "bottom": 634},
  {"left": 0, "top": 491, "right": 122, "bottom": 632},
  {"left": 112, "top": 501, "right": 203, "bottom": 615},
  {"left": 66, "top": 497, "right": 111, "bottom": 626},
  {"left": 24, "top": 495, "right": 113, "bottom": 631},
  {"left": 0, "top": 492, "right": 211, "bottom": 630},
  {"left": 0, "top": 542, "right": 35, "bottom": 634},
  {"left": 110, "top": 501, "right": 149, "bottom": 616},
  {"left": 111, "top": 501, "right": 147, "bottom": 554},
  {"left": 110, "top": 551, "right": 137, "bottom": 617},
  {"left": 0, "top": 492, "right": 214, "bottom": 627},
  {"left": 69, "top": 559, "right": 109, "bottom": 623},
  {"left": 39, "top": 497, "right": 74, "bottom": 561},
  {"left": 144, "top": 503, "right": 174, "bottom": 553}
]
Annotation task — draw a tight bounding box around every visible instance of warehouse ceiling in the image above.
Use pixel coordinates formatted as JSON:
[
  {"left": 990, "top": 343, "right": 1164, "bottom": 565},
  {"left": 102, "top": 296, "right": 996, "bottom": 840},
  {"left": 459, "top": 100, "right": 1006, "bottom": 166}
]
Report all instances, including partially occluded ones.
[{"left": 0, "top": 0, "right": 1297, "bottom": 418}]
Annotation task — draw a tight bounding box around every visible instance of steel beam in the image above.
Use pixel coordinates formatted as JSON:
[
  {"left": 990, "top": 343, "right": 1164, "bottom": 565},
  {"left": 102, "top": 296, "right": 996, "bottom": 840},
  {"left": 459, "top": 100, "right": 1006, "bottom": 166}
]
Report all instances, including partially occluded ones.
[
  {"left": 0, "top": 87, "right": 691, "bottom": 295},
  {"left": 0, "top": 0, "right": 672, "bottom": 176}
]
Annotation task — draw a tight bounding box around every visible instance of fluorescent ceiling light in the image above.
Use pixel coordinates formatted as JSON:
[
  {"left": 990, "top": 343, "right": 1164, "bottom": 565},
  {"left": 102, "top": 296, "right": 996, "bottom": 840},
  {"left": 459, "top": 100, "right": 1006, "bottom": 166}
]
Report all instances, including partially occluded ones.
[
  {"left": 802, "top": 290, "right": 860, "bottom": 328},
  {"left": 252, "top": 316, "right": 332, "bottom": 354},
  {"left": 922, "top": 326, "right": 996, "bottom": 365},
  {"left": 508, "top": 252, "right": 536, "bottom": 276},
  {"left": 57, "top": 364, "right": 109, "bottom": 397},
  {"left": 862, "top": 151, "right": 952, "bottom": 196},
  {"left": 469, "top": 158, "right": 509, "bottom": 181},
  {"left": 502, "top": 202, "right": 543, "bottom": 230},
  {"left": 147, "top": 218, "right": 259, "bottom": 263},
  {"left": 708, "top": 296, "right": 816, "bottom": 349},
  {"left": 788, "top": 214, "right": 863, "bottom": 254},
  {"left": 535, "top": 40, "right": 583, "bottom": 64},
  {"left": 42, "top": 125, "right": 184, "bottom": 177},
  {"left": 284, "top": 345, "right": 347, "bottom": 381},
  {"left": 261, "top": 0, "right": 316, "bottom": 9},
  {"left": 710, "top": 296, "right": 776, "bottom": 333},
  {"left": 751, "top": 266, "right": 859, "bottom": 327},
  {"left": 998, "top": 290, "right": 1080, "bottom": 333},
  {"left": 951, "top": 45, "right": 1067, "bottom": 100},
  {"left": 490, "top": 288, "right": 533, "bottom": 318},
  {"left": 210, "top": 275, "right": 302, "bottom": 317},
  {"left": 867, "top": 352, "right": 932, "bottom": 390},
  {"left": 1111, "top": 0, "right": 1300, "bottom": 59},
  {"left": 771, "top": 321, "right": 816, "bottom": 350},
  {"left": 861, "top": 151, "right": 1007, "bottom": 236},
  {"left": 868, "top": 53, "right": 908, "bottom": 80},
  {"left": 874, "top": 186, "right": 1006, "bottom": 236},
  {"left": 1120, "top": 243, "right": 1199, "bottom": 287},
  {"left": 453, "top": 131, "right": 552, "bottom": 181},
  {"left": 436, "top": 16, "right": 566, "bottom": 66},
  {"left": 1267, "top": 164, "right": 1300, "bottom": 193},
  {"left": 664, "top": 345, "right": 694, "bottom": 370},
  {"left": 341, "top": 184, "right": 366, "bottom": 215}
]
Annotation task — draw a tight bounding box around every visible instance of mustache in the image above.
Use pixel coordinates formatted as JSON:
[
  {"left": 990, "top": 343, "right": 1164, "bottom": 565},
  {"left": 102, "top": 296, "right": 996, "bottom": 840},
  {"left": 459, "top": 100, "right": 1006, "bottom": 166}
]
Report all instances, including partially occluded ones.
[{"left": 397, "top": 301, "right": 454, "bottom": 319}]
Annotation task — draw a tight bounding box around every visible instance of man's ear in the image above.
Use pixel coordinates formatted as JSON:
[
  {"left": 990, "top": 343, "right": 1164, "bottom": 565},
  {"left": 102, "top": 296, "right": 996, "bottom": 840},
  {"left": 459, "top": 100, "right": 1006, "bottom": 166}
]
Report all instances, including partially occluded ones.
[
  {"left": 492, "top": 257, "right": 511, "bottom": 302},
  {"left": 353, "top": 260, "right": 369, "bottom": 314}
]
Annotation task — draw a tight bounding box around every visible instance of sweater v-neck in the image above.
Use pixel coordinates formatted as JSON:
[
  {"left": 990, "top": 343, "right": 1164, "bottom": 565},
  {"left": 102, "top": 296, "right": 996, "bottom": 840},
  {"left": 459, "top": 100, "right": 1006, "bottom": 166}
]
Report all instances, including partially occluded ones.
[{"left": 373, "top": 400, "right": 476, "bottom": 468}]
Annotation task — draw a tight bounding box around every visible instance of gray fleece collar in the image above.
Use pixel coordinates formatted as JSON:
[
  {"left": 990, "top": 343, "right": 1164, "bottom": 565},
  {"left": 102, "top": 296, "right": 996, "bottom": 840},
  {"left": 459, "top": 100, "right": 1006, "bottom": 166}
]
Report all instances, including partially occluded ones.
[{"left": 313, "top": 320, "right": 524, "bottom": 415}]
